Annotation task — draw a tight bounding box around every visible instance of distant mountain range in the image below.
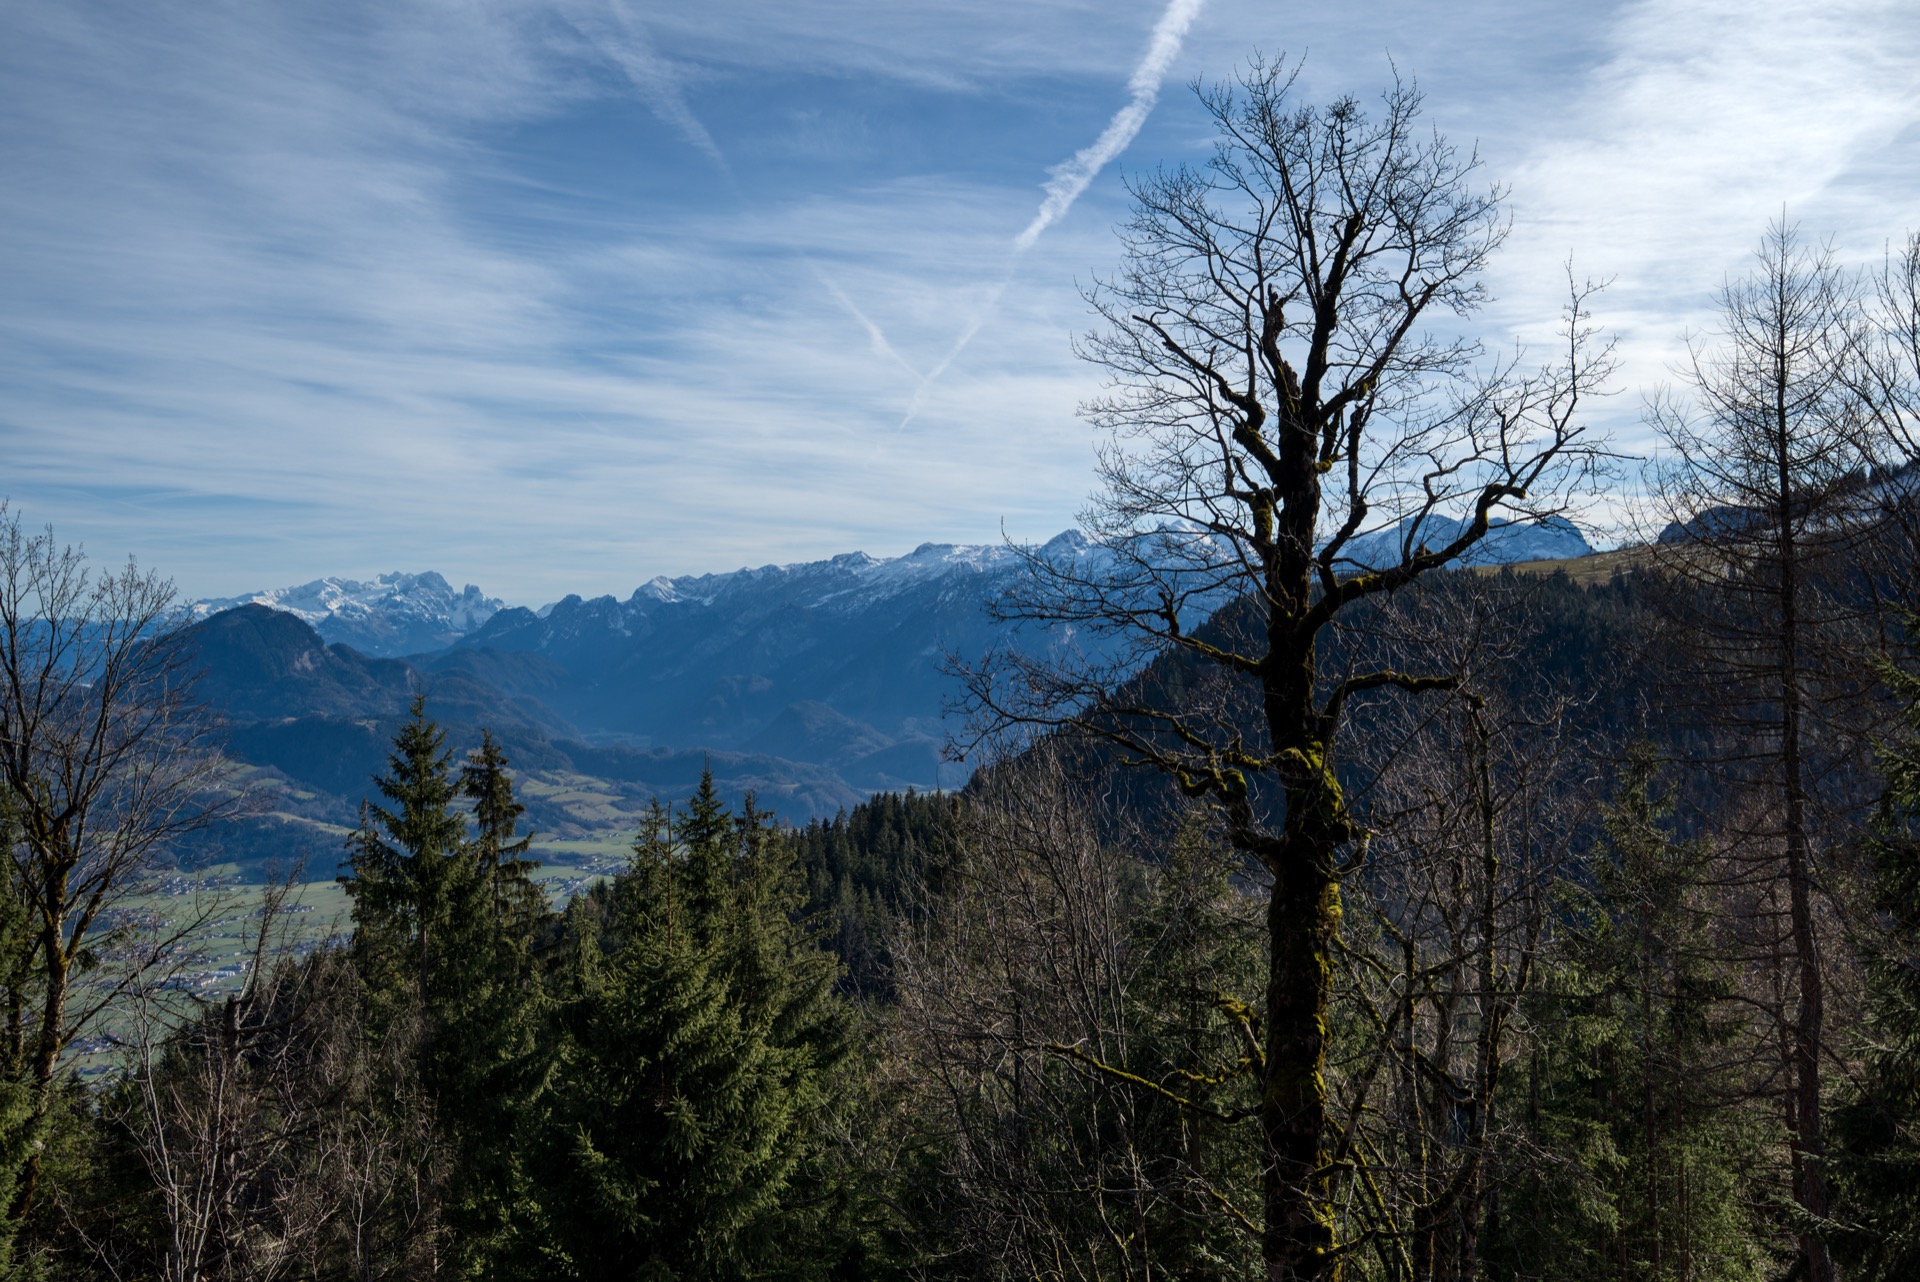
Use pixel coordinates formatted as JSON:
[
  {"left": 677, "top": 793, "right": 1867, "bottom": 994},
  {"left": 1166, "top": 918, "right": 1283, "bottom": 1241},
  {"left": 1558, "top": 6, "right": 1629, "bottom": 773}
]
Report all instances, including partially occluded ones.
[
  {"left": 1342, "top": 514, "right": 1592, "bottom": 568},
  {"left": 453, "top": 533, "right": 1113, "bottom": 757},
  {"left": 183, "top": 520, "right": 1601, "bottom": 874},
  {"left": 192, "top": 571, "right": 506, "bottom": 658}
]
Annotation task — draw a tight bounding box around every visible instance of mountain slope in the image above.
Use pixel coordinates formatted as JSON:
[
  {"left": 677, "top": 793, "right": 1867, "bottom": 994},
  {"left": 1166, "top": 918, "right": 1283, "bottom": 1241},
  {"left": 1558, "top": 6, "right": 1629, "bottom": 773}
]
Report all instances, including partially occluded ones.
[
  {"left": 1342, "top": 514, "right": 1593, "bottom": 568},
  {"left": 193, "top": 571, "right": 505, "bottom": 657},
  {"left": 458, "top": 534, "right": 1108, "bottom": 760},
  {"left": 178, "top": 607, "right": 867, "bottom": 877}
]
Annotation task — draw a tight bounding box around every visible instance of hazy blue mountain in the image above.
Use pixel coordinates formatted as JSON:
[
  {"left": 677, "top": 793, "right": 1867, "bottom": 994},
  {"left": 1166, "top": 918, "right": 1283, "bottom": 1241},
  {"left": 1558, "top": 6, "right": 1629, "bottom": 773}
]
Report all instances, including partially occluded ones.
[
  {"left": 177, "top": 519, "right": 1601, "bottom": 872},
  {"left": 1340, "top": 514, "right": 1594, "bottom": 569},
  {"left": 176, "top": 605, "right": 869, "bottom": 874},
  {"left": 456, "top": 534, "right": 1110, "bottom": 773},
  {"left": 183, "top": 604, "right": 571, "bottom": 741},
  {"left": 192, "top": 571, "right": 504, "bottom": 657}
]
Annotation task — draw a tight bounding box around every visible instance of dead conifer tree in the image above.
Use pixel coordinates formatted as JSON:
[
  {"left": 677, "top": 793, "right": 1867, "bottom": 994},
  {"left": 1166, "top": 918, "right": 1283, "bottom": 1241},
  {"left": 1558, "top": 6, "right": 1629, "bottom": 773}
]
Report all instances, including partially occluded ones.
[{"left": 1644, "top": 220, "right": 1880, "bottom": 1282}]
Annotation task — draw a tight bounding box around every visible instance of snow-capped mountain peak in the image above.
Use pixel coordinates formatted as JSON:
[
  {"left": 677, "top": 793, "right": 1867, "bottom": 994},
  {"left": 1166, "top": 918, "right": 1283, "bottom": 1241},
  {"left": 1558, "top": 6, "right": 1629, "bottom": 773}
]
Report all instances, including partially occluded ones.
[
  {"left": 193, "top": 571, "right": 507, "bottom": 658},
  {"left": 1339, "top": 514, "right": 1593, "bottom": 569}
]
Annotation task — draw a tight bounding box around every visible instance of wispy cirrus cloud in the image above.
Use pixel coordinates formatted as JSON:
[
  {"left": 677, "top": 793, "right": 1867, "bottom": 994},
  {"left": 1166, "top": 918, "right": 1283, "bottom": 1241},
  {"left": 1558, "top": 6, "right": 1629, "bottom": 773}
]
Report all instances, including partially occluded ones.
[
  {"left": 5, "top": 0, "right": 1920, "bottom": 600},
  {"left": 1489, "top": 0, "right": 1920, "bottom": 448}
]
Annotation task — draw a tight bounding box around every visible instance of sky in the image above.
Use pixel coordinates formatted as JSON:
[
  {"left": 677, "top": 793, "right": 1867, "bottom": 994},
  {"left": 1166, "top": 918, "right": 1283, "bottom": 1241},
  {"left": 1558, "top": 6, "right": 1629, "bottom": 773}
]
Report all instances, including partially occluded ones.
[{"left": 4, "top": 0, "right": 1920, "bottom": 604}]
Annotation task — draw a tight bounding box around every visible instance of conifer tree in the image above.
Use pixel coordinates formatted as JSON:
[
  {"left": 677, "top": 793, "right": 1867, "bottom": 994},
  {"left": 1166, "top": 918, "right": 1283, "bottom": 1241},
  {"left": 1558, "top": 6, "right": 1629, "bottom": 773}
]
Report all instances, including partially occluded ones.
[
  {"left": 530, "top": 772, "right": 855, "bottom": 1279},
  {"left": 0, "top": 802, "right": 42, "bottom": 1280},
  {"left": 342, "top": 699, "right": 544, "bottom": 1270},
  {"left": 1829, "top": 661, "right": 1920, "bottom": 1280},
  {"left": 1126, "top": 813, "right": 1266, "bottom": 1280},
  {"left": 1492, "top": 748, "right": 1765, "bottom": 1282},
  {"left": 462, "top": 730, "right": 544, "bottom": 939},
  {"left": 343, "top": 696, "right": 475, "bottom": 1004}
]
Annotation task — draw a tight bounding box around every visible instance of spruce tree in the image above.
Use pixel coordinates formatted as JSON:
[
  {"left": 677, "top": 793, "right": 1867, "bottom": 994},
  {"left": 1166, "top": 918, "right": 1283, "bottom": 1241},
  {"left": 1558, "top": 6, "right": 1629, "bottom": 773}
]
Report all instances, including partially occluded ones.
[
  {"left": 1127, "top": 812, "right": 1266, "bottom": 1281},
  {"left": 1490, "top": 747, "right": 1765, "bottom": 1282},
  {"left": 530, "top": 772, "right": 855, "bottom": 1279},
  {"left": 342, "top": 695, "right": 474, "bottom": 1003},
  {"left": 0, "top": 801, "right": 43, "bottom": 1279},
  {"left": 1829, "top": 661, "right": 1920, "bottom": 1280},
  {"left": 462, "top": 730, "right": 545, "bottom": 939},
  {"left": 342, "top": 699, "right": 545, "bottom": 1271}
]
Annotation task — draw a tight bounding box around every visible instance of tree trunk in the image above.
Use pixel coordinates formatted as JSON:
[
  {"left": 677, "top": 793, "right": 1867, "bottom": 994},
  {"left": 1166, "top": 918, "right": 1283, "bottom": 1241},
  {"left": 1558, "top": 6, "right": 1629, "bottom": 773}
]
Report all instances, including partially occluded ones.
[
  {"left": 1262, "top": 781, "right": 1344, "bottom": 1282},
  {"left": 13, "top": 876, "right": 70, "bottom": 1221},
  {"left": 1774, "top": 375, "right": 1833, "bottom": 1282}
]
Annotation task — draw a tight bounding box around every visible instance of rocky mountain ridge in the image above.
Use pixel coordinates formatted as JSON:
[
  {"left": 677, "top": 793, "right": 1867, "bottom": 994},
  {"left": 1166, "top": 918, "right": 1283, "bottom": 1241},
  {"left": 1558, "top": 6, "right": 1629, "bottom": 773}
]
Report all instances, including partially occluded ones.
[
  {"left": 193, "top": 571, "right": 505, "bottom": 658},
  {"left": 183, "top": 518, "right": 1605, "bottom": 870}
]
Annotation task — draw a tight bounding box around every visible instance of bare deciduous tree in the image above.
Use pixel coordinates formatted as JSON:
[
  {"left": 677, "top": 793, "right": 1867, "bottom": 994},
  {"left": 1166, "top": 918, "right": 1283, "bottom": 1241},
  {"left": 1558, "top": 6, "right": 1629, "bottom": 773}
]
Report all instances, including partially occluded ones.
[
  {"left": 963, "top": 61, "right": 1612, "bottom": 1281},
  {"left": 104, "top": 878, "right": 331, "bottom": 1282},
  {"left": 890, "top": 747, "right": 1265, "bottom": 1281},
  {"left": 0, "top": 505, "right": 231, "bottom": 1219},
  {"left": 1331, "top": 586, "right": 1579, "bottom": 1282}
]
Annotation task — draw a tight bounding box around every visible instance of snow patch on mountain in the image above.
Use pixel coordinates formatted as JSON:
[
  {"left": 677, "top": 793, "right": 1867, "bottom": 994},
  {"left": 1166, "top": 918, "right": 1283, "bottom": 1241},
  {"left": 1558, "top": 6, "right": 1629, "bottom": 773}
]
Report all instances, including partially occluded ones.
[
  {"left": 1339, "top": 515, "right": 1593, "bottom": 569},
  {"left": 193, "top": 572, "right": 506, "bottom": 658},
  {"left": 566, "top": 535, "right": 1107, "bottom": 621}
]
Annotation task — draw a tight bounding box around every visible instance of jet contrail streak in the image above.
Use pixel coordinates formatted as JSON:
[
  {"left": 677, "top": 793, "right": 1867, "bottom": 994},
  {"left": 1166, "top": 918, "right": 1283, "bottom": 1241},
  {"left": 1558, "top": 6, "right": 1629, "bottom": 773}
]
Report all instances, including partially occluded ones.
[
  {"left": 1014, "top": 0, "right": 1207, "bottom": 251},
  {"left": 813, "top": 268, "right": 923, "bottom": 381},
  {"left": 587, "top": 1, "right": 731, "bottom": 172},
  {"left": 900, "top": 0, "right": 1207, "bottom": 427},
  {"left": 895, "top": 277, "right": 1009, "bottom": 430}
]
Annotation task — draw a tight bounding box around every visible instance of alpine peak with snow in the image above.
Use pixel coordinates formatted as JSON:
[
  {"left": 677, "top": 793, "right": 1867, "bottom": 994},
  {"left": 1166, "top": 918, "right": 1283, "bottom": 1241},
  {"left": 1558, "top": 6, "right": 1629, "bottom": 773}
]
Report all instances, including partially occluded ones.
[
  {"left": 1340, "top": 514, "right": 1593, "bottom": 570},
  {"left": 192, "top": 570, "right": 505, "bottom": 658}
]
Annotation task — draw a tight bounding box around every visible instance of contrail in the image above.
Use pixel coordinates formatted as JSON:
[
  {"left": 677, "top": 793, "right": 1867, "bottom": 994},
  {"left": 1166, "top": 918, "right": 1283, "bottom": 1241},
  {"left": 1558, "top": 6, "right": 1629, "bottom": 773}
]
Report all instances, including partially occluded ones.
[
  {"left": 566, "top": 3, "right": 919, "bottom": 388},
  {"left": 900, "top": 0, "right": 1208, "bottom": 428},
  {"left": 579, "top": 1, "right": 731, "bottom": 173},
  {"left": 812, "top": 267, "right": 923, "bottom": 381},
  {"left": 1014, "top": 0, "right": 1207, "bottom": 251},
  {"left": 896, "top": 276, "right": 1009, "bottom": 429}
]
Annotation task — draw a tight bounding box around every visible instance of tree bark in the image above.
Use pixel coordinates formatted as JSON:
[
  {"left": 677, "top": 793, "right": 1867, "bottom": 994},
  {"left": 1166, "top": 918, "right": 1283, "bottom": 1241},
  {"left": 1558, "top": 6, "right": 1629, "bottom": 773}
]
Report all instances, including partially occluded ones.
[
  {"left": 1775, "top": 381, "right": 1833, "bottom": 1282},
  {"left": 1263, "top": 834, "right": 1341, "bottom": 1282}
]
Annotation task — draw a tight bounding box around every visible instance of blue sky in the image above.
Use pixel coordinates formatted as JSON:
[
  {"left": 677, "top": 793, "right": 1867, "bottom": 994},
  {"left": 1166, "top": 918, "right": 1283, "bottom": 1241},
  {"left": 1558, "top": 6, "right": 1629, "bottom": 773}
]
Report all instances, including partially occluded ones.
[{"left": 4, "top": 0, "right": 1920, "bottom": 604}]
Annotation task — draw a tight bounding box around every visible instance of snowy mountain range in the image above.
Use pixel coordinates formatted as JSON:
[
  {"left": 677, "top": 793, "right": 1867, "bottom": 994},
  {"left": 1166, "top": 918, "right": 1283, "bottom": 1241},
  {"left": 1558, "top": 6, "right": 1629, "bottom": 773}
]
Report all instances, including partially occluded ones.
[
  {"left": 454, "top": 532, "right": 1114, "bottom": 764},
  {"left": 184, "top": 518, "right": 1600, "bottom": 831},
  {"left": 192, "top": 571, "right": 505, "bottom": 657},
  {"left": 1340, "top": 514, "right": 1593, "bottom": 569},
  {"left": 193, "top": 517, "right": 1594, "bottom": 668}
]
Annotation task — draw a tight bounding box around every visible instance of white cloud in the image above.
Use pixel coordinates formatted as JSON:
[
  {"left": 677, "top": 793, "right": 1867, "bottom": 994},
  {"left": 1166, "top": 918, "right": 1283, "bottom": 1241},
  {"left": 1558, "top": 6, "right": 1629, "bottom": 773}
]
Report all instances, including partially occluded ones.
[
  {"left": 1487, "top": 0, "right": 1920, "bottom": 453},
  {"left": 4, "top": 0, "right": 1920, "bottom": 597}
]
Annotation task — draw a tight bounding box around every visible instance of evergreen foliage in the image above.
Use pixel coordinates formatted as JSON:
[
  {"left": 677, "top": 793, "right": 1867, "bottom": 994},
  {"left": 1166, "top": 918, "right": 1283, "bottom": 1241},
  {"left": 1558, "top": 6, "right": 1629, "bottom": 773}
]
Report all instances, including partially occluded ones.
[
  {"left": 1829, "top": 660, "right": 1920, "bottom": 1280},
  {"left": 341, "top": 697, "right": 544, "bottom": 1272},
  {"left": 1492, "top": 747, "right": 1766, "bottom": 1282},
  {"left": 1121, "top": 814, "right": 1267, "bottom": 1280},
  {"left": 526, "top": 771, "right": 859, "bottom": 1280},
  {"left": 783, "top": 789, "right": 962, "bottom": 995},
  {"left": 463, "top": 729, "right": 545, "bottom": 939},
  {"left": 0, "top": 801, "right": 44, "bottom": 1281}
]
